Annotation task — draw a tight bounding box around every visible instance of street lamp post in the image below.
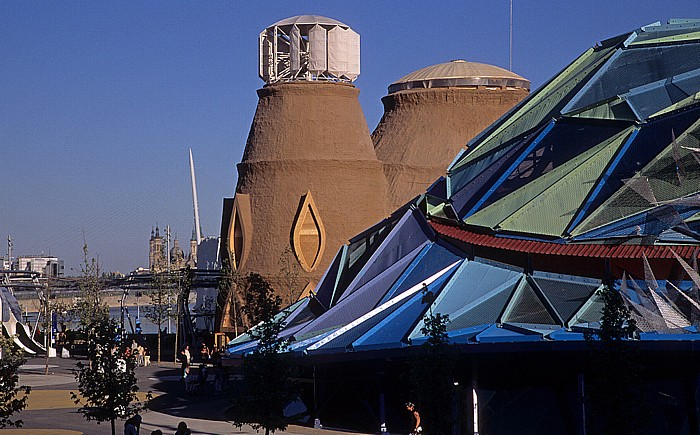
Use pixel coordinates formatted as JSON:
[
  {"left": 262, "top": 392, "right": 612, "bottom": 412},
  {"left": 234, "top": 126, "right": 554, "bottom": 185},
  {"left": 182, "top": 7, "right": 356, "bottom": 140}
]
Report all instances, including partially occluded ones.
[{"left": 120, "top": 289, "right": 129, "bottom": 340}]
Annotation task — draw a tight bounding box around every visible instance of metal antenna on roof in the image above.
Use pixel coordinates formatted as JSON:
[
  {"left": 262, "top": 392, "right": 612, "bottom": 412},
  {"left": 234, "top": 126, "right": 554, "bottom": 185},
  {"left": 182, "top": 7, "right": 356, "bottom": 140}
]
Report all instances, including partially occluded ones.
[{"left": 509, "top": 0, "right": 513, "bottom": 71}]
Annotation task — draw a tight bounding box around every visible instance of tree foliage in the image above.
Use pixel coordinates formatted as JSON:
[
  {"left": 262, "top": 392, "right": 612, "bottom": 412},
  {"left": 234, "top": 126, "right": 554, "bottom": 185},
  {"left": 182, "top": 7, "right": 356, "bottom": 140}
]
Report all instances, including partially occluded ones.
[
  {"left": 584, "top": 282, "right": 647, "bottom": 434},
  {"left": 277, "top": 246, "right": 300, "bottom": 307},
  {"left": 74, "top": 243, "right": 109, "bottom": 328},
  {"left": 71, "top": 316, "right": 150, "bottom": 435},
  {"left": 0, "top": 335, "right": 31, "bottom": 429},
  {"left": 217, "top": 257, "right": 249, "bottom": 333},
  {"left": 143, "top": 271, "right": 175, "bottom": 363},
  {"left": 230, "top": 273, "right": 298, "bottom": 435},
  {"left": 408, "top": 285, "right": 456, "bottom": 435}
]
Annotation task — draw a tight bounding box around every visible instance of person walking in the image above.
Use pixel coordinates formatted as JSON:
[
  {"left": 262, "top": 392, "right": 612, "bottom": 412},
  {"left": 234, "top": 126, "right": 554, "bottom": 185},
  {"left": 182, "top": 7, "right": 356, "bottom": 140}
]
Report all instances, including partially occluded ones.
[
  {"left": 123, "top": 413, "right": 141, "bottom": 435},
  {"left": 406, "top": 402, "right": 422, "bottom": 434},
  {"left": 179, "top": 345, "right": 191, "bottom": 379}
]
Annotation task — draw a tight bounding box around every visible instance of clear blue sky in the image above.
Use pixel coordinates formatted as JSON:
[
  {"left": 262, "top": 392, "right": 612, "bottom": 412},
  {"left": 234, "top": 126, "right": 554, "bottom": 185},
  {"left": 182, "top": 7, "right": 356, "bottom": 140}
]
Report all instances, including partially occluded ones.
[{"left": 1, "top": 1, "right": 698, "bottom": 274}]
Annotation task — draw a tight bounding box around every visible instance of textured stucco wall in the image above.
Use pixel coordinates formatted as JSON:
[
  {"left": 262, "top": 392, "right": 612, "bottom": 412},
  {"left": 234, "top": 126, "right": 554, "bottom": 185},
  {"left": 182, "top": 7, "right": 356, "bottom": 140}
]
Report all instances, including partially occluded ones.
[
  {"left": 372, "top": 87, "right": 528, "bottom": 209},
  {"left": 219, "top": 82, "right": 389, "bottom": 331}
]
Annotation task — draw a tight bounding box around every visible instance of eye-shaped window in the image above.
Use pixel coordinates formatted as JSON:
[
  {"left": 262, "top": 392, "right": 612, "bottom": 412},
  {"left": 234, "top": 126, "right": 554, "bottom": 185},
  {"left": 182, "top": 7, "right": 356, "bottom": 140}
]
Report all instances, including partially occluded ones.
[
  {"left": 291, "top": 191, "right": 326, "bottom": 272},
  {"left": 229, "top": 194, "right": 252, "bottom": 270}
]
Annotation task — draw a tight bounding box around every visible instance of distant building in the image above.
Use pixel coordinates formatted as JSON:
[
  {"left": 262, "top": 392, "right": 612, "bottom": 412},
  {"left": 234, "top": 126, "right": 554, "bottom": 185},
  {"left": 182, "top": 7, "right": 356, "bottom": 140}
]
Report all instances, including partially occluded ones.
[
  {"left": 148, "top": 225, "right": 199, "bottom": 273},
  {"left": 148, "top": 226, "right": 167, "bottom": 272},
  {"left": 12, "top": 255, "right": 64, "bottom": 277},
  {"left": 195, "top": 236, "right": 219, "bottom": 270}
]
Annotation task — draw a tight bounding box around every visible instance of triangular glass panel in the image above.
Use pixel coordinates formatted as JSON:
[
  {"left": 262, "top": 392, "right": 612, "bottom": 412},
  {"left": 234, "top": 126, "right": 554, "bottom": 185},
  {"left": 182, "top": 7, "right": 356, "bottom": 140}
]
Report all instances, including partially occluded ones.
[{"left": 502, "top": 278, "right": 559, "bottom": 325}]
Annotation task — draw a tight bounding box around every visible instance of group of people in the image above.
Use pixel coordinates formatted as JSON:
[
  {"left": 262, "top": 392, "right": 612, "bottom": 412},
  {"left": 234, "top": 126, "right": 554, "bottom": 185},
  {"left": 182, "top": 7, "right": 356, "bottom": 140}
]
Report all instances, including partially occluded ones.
[
  {"left": 179, "top": 342, "right": 228, "bottom": 394},
  {"left": 128, "top": 339, "right": 151, "bottom": 367},
  {"left": 124, "top": 415, "right": 191, "bottom": 435}
]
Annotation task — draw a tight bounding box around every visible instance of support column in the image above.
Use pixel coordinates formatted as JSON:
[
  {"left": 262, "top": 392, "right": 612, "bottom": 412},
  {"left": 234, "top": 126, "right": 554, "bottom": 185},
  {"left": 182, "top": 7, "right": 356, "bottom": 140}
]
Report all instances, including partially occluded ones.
[{"left": 578, "top": 372, "right": 586, "bottom": 435}]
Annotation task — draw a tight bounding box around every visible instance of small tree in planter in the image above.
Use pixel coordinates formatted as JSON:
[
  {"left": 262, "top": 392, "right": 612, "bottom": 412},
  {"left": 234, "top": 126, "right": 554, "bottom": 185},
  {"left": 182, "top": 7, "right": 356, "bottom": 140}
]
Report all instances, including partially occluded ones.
[
  {"left": 230, "top": 273, "right": 298, "bottom": 435},
  {"left": 143, "top": 271, "right": 175, "bottom": 363},
  {"left": 71, "top": 316, "right": 150, "bottom": 435}
]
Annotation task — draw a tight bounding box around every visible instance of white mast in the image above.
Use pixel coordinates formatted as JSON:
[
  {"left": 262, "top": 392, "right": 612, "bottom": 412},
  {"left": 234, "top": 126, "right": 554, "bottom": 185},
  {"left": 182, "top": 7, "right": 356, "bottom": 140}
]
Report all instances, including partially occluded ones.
[{"left": 189, "top": 148, "right": 202, "bottom": 244}]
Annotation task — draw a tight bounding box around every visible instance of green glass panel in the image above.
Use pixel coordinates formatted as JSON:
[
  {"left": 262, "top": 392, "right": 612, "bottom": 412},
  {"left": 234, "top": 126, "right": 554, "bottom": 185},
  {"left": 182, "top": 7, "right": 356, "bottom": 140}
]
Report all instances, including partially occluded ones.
[
  {"left": 573, "top": 118, "right": 700, "bottom": 235},
  {"left": 465, "top": 127, "right": 632, "bottom": 236},
  {"left": 451, "top": 46, "right": 617, "bottom": 174}
]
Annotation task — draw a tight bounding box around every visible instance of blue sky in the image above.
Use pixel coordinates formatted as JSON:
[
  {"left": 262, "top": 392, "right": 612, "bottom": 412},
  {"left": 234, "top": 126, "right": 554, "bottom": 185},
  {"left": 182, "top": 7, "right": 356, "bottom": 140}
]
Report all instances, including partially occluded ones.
[{"left": 1, "top": 1, "right": 698, "bottom": 274}]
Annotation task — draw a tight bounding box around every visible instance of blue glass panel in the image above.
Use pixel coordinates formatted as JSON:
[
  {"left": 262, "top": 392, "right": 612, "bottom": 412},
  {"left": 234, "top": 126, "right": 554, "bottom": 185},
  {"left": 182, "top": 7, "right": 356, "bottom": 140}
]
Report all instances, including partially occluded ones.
[
  {"left": 568, "top": 43, "right": 700, "bottom": 112},
  {"left": 351, "top": 269, "right": 456, "bottom": 351},
  {"left": 574, "top": 205, "right": 700, "bottom": 240},
  {"left": 293, "top": 243, "right": 424, "bottom": 338},
  {"left": 339, "top": 208, "right": 433, "bottom": 301},
  {"left": 380, "top": 240, "right": 464, "bottom": 304},
  {"left": 450, "top": 132, "right": 535, "bottom": 219}
]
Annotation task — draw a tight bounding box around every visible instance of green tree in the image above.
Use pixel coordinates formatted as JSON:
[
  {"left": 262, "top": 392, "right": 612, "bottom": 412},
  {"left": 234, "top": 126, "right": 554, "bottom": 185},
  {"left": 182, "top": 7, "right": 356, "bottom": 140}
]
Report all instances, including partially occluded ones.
[
  {"left": 277, "top": 246, "right": 300, "bottom": 307},
  {"left": 217, "top": 257, "right": 249, "bottom": 334},
  {"left": 71, "top": 316, "right": 150, "bottom": 435},
  {"left": 143, "top": 271, "right": 175, "bottom": 363},
  {"left": 408, "top": 284, "right": 456, "bottom": 435},
  {"left": 0, "top": 334, "right": 31, "bottom": 428},
  {"left": 230, "top": 273, "right": 298, "bottom": 435},
  {"left": 584, "top": 282, "right": 647, "bottom": 434},
  {"left": 74, "top": 243, "right": 109, "bottom": 328}
]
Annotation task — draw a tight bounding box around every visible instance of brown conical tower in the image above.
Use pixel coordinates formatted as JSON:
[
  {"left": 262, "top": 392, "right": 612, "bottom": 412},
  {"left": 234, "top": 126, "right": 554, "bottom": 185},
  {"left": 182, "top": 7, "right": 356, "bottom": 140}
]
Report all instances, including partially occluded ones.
[
  {"left": 373, "top": 60, "right": 530, "bottom": 210},
  {"left": 219, "top": 80, "right": 388, "bottom": 332}
]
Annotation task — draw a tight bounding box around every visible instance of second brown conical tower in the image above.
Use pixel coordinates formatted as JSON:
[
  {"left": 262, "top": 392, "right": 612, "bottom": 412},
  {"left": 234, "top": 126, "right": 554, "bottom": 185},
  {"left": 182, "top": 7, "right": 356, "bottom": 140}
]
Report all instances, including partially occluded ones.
[{"left": 373, "top": 60, "right": 530, "bottom": 210}]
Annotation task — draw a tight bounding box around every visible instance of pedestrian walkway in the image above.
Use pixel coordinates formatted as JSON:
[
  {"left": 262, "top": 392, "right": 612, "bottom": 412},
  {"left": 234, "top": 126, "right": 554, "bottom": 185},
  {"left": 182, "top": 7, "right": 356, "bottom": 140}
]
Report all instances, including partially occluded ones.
[{"left": 15, "top": 356, "right": 370, "bottom": 435}]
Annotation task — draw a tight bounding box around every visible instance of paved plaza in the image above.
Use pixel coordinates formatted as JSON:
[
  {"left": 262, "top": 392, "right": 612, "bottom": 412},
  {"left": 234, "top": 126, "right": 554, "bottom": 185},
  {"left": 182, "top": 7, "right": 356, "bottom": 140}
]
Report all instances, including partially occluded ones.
[{"left": 13, "top": 356, "right": 368, "bottom": 435}]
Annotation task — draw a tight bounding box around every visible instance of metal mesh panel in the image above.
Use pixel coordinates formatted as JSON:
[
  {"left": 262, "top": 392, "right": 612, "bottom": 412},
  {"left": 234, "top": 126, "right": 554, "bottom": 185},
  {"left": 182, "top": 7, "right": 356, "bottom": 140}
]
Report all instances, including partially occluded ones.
[
  {"left": 319, "top": 298, "right": 401, "bottom": 351},
  {"left": 432, "top": 260, "right": 522, "bottom": 318},
  {"left": 568, "top": 43, "right": 700, "bottom": 112},
  {"left": 575, "top": 107, "right": 700, "bottom": 234},
  {"left": 572, "top": 294, "right": 604, "bottom": 324},
  {"left": 1, "top": 289, "right": 9, "bottom": 323},
  {"left": 630, "top": 25, "right": 700, "bottom": 45},
  {"left": 314, "top": 247, "right": 344, "bottom": 309},
  {"left": 454, "top": 46, "right": 615, "bottom": 170},
  {"left": 503, "top": 279, "right": 558, "bottom": 325},
  {"left": 666, "top": 282, "right": 700, "bottom": 325},
  {"left": 448, "top": 281, "right": 518, "bottom": 330},
  {"left": 1, "top": 287, "right": 22, "bottom": 323},
  {"left": 380, "top": 241, "right": 464, "bottom": 304},
  {"left": 481, "top": 120, "right": 629, "bottom": 209},
  {"left": 449, "top": 132, "right": 533, "bottom": 217},
  {"left": 296, "top": 244, "right": 422, "bottom": 337},
  {"left": 478, "top": 128, "right": 631, "bottom": 236},
  {"left": 533, "top": 275, "right": 600, "bottom": 324},
  {"left": 354, "top": 291, "right": 429, "bottom": 350},
  {"left": 340, "top": 209, "right": 430, "bottom": 301}
]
